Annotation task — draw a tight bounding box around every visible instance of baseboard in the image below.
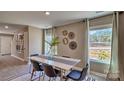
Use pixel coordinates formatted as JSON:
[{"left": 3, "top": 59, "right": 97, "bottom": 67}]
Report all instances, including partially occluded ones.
[
  {"left": 11, "top": 55, "right": 25, "bottom": 61},
  {"left": 23, "top": 57, "right": 29, "bottom": 62},
  {"left": 1, "top": 53, "right": 11, "bottom": 56}
]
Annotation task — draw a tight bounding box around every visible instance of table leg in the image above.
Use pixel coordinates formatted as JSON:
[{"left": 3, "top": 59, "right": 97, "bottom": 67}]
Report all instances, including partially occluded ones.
[{"left": 60, "top": 69, "right": 66, "bottom": 81}]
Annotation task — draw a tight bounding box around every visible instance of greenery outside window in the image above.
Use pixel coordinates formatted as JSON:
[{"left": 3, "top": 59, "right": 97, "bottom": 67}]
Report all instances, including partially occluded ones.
[
  {"left": 44, "top": 29, "right": 58, "bottom": 55},
  {"left": 89, "top": 26, "right": 112, "bottom": 64}
]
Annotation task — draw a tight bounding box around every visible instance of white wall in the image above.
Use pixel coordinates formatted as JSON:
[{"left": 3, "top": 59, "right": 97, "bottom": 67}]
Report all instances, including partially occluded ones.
[{"left": 28, "top": 26, "right": 43, "bottom": 56}]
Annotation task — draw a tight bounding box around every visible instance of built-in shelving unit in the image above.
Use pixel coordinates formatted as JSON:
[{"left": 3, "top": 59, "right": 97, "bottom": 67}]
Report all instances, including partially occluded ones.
[{"left": 16, "top": 33, "right": 24, "bottom": 53}]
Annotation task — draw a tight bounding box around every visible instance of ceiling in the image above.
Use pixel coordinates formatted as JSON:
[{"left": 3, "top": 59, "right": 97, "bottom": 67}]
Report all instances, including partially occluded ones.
[
  {"left": 0, "top": 23, "right": 26, "bottom": 31},
  {"left": 0, "top": 11, "right": 113, "bottom": 29}
]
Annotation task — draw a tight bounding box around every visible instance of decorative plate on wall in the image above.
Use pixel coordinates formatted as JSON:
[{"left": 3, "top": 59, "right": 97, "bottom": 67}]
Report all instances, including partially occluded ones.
[
  {"left": 62, "top": 30, "right": 68, "bottom": 36},
  {"left": 69, "top": 41, "right": 77, "bottom": 50},
  {"left": 68, "top": 32, "right": 75, "bottom": 39},
  {"left": 63, "top": 38, "right": 68, "bottom": 45}
]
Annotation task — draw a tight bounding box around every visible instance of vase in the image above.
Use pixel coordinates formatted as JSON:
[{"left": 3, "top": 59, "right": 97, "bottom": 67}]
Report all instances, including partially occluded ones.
[{"left": 47, "top": 47, "right": 54, "bottom": 60}]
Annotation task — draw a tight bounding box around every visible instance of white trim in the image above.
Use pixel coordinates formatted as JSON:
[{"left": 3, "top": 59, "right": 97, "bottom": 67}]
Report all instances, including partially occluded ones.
[
  {"left": 11, "top": 55, "right": 25, "bottom": 61},
  {"left": 25, "top": 57, "right": 29, "bottom": 62}
]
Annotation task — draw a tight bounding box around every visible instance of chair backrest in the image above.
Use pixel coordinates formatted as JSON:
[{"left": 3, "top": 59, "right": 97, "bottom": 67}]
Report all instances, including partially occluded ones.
[
  {"left": 30, "top": 54, "right": 41, "bottom": 71},
  {"left": 30, "top": 54, "right": 39, "bottom": 57},
  {"left": 43, "top": 64, "right": 57, "bottom": 77},
  {"left": 31, "top": 60, "right": 41, "bottom": 71},
  {"left": 86, "top": 63, "right": 88, "bottom": 67},
  {"left": 79, "top": 63, "right": 88, "bottom": 80},
  {"left": 62, "top": 56, "right": 70, "bottom": 58}
]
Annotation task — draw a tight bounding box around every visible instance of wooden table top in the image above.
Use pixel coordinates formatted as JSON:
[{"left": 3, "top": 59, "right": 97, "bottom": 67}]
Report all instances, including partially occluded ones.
[{"left": 30, "top": 55, "right": 81, "bottom": 71}]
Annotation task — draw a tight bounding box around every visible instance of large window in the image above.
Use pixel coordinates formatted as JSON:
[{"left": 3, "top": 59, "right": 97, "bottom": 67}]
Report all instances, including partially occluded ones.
[
  {"left": 89, "top": 27, "right": 112, "bottom": 64},
  {"left": 44, "top": 29, "right": 57, "bottom": 55},
  {"left": 44, "top": 29, "right": 53, "bottom": 55}
]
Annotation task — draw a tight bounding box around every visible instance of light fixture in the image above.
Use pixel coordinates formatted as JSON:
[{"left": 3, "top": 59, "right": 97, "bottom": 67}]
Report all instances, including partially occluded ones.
[
  {"left": 4, "top": 25, "right": 8, "bottom": 29},
  {"left": 96, "top": 11, "right": 104, "bottom": 13},
  {"left": 45, "top": 11, "right": 50, "bottom": 15}
]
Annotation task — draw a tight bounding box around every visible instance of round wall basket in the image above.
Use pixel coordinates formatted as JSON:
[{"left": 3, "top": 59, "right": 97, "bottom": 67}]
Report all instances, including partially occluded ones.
[
  {"left": 69, "top": 41, "right": 77, "bottom": 50},
  {"left": 62, "top": 30, "right": 68, "bottom": 36},
  {"left": 63, "top": 38, "right": 68, "bottom": 45},
  {"left": 68, "top": 32, "right": 75, "bottom": 39}
]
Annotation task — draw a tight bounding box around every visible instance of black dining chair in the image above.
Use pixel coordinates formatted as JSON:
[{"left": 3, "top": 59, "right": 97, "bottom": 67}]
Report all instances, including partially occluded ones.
[
  {"left": 30, "top": 54, "right": 39, "bottom": 56},
  {"left": 30, "top": 54, "right": 44, "bottom": 81},
  {"left": 29, "top": 54, "right": 40, "bottom": 73},
  {"left": 62, "top": 56, "right": 70, "bottom": 58},
  {"left": 65, "top": 63, "right": 88, "bottom": 81},
  {"left": 42, "top": 64, "right": 61, "bottom": 81},
  {"left": 30, "top": 59, "right": 44, "bottom": 80}
]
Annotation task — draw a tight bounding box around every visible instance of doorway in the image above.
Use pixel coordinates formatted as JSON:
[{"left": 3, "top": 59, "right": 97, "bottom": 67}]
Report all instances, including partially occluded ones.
[{"left": 0, "top": 35, "right": 13, "bottom": 56}]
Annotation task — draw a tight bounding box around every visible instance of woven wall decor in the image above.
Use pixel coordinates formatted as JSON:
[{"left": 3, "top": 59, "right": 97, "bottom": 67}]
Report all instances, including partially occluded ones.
[
  {"left": 62, "top": 30, "right": 68, "bottom": 36},
  {"left": 69, "top": 41, "right": 77, "bottom": 50},
  {"left": 68, "top": 32, "right": 75, "bottom": 39},
  {"left": 63, "top": 38, "right": 68, "bottom": 45}
]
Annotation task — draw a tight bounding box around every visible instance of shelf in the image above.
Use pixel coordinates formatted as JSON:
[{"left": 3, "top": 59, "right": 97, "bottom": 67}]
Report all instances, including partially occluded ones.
[{"left": 16, "top": 33, "right": 24, "bottom": 53}]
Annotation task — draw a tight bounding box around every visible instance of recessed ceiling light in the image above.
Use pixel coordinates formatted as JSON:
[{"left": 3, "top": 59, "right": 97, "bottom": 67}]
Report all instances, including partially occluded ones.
[
  {"left": 5, "top": 25, "right": 8, "bottom": 29},
  {"left": 96, "top": 11, "right": 104, "bottom": 13},
  {"left": 45, "top": 11, "right": 50, "bottom": 15}
]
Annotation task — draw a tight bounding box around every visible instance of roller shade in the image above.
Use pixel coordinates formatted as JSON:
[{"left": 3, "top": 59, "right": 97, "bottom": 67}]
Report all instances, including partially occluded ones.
[{"left": 89, "top": 15, "right": 113, "bottom": 28}]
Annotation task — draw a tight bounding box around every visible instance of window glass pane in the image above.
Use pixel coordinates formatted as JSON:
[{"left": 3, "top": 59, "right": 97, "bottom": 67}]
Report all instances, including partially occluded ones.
[
  {"left": 44, "top": 30, "right": 52, "bottom": 55},
  {"left": 89, "top": 27, "right": 112, "bottom": 64},
  {"left": 44, "top": 29, "right": 58, "bottom": 55}
]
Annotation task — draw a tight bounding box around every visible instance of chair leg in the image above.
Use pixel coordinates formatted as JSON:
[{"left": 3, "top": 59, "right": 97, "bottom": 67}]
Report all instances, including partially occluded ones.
[
  {"left": 43, "top": 73, "right": 45, "bottom": 80},
  {"left": 63, "top": 76, "right": 69, "bottom": 81},
  {"left": 29, "top": 64, "right": 32, "bottom": 73},
  {"left": 53, "top": 77, "right": 56, "bottom": 81},
  {"left": 34, "top": 71, "right": 37, "bottom": 76},
  {"left": 31, "top": 69, "right": 35, "bottom": 80},
  {"left": 41, "top": 71, "right": 44, "bottom": 76},
  {"left": 39, "top": 71, "right": 43, "bottom": 81},
  {"left": 49, "top": 77, "right": 51, "bottom": 81},
  {"left": 39, "top": 72, "right": 41, "bottom": 81}
]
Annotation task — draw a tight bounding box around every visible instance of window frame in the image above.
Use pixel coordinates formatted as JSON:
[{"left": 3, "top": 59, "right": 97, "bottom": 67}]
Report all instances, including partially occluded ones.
[{"left": 89, "top": 24, "right": 112, "bottom": 64}]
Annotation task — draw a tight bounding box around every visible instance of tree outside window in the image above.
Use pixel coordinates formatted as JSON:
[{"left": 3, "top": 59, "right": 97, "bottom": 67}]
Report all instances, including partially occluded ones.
[{"left": 89, "top": 27, "right": 112, "bottom": 64}]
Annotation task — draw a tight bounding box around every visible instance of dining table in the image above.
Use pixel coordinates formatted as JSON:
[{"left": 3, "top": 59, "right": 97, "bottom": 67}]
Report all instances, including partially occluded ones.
[{"left": 30, "top": 55, "right": 81, "bottom": 80}]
